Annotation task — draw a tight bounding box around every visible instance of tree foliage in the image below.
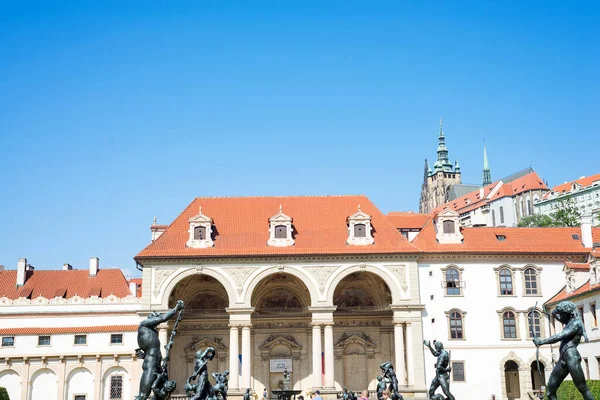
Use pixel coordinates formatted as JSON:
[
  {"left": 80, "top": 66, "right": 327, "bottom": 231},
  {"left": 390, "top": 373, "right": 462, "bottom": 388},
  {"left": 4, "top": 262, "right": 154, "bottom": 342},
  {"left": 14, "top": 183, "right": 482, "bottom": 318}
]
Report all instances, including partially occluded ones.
[
  {"left": 519, "top": 198, "right": 581, "bottom": 227},
  {"left": 0, "top": 387, "right": 9, "bottom": 400},
  {"left": 546, "top": 379, "right": 600, "bottom": 399}
]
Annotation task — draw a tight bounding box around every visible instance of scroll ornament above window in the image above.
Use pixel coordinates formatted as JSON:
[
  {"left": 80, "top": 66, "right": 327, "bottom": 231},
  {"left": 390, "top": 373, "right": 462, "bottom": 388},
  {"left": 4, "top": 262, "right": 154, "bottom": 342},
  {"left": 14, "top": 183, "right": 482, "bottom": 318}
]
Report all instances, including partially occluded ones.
[
  {"left": 267, "top": 205, "right": 295, "bottom": 247},
  {"left": 347, "top": 205, "right": 374, "bottom": 245},
  {"left": 186, "top": 206, "right": 215, "bottom": 248}
]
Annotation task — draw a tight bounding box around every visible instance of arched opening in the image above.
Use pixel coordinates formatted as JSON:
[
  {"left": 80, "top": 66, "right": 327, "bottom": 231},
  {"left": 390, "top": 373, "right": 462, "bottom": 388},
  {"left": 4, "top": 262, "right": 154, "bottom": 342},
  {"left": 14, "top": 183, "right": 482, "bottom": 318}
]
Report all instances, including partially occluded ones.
[
  {"left": 530, "top": 361, "right": 545, "bottom": 391},
  {"left": 67, "top": 368, "right": 94, "bottom": 400},
  {"left": 30, "top": 369, "right": 57, "bottom": 400},
  {"left": 102, "top": 366, "right": 129, "bottom": 400},
  {"left": 167, "top": 274, "right": 231, "bottom": 395},
  {"left": 0, "top": 370, "right": 21, "bottom": 400},
  {"left": 504, "top": 360, "right": 521, "bottom": 399},
  {"left": 251, "top": 273, "right": 311, "bottom": 394},
  {"left": 333, "top": 271, "right": 392, "bottom": 390}
]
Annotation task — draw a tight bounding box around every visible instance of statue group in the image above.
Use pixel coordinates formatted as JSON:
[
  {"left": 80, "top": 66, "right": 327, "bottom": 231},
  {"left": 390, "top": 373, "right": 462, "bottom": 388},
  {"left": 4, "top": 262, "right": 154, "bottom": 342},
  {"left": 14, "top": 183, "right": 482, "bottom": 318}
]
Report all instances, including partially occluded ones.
[
  {"left": 135, "top": 299, "right": 595, "bottom": 400},
  {"left": 134, "top": 301, "right": 231, "bottom": 400}
]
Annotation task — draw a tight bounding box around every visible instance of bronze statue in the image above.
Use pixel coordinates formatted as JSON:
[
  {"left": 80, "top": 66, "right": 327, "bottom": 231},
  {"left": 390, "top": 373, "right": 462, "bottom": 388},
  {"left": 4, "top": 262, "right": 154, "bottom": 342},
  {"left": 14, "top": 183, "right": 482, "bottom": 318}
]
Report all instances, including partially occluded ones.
[
  {"left": 533, "top": 300, "right": 594, "bottom": 400},
  {"left": 376, "top": 375, "right": 389, "bottom": 400},
  {"left": 186, "top": 347, "right": 216, "bottom": 400},
  {"left": 243, "top": 388, "right": 251, "bottom": 400},
  {"left": 213, "top": 370, "right": 230, "bottom": 400},
  {"left": 135, "top": 300, "right": 185, "bottom": 400},
  {"left": 379, "top": 362, "right": 403, "bottom": 400},
  {"left": 423, "top": 340, "right": 455, "bottom": 400}
]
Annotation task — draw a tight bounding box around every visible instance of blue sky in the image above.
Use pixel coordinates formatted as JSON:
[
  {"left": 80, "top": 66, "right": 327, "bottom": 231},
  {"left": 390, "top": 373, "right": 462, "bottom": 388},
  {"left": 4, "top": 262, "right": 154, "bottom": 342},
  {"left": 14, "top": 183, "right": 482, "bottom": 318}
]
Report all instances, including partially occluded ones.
[{"left": 1, "top": 1, "right": 598, "bottom": 276}]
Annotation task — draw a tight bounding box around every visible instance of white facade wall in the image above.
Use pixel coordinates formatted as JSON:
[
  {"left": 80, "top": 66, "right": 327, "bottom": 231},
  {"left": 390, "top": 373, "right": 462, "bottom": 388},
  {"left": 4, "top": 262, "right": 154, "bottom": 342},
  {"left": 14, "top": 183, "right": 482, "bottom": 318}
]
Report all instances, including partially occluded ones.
[
  {"left": 535, "top": 183, "right": 600, "bottom": 223},
  {"left": 489, "top": 197, "right": 517, "bottom": 227},
  {"left": 419, "top": 257, "right": 568, "bottom": 400}
]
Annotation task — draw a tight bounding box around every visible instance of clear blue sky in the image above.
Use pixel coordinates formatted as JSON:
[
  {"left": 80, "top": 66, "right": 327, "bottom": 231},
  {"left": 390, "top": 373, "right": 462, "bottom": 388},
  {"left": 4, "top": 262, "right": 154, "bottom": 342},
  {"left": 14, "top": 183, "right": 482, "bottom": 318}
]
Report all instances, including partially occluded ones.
[{"left": 1, "top": 1, "right": 598, "bottom": 276}]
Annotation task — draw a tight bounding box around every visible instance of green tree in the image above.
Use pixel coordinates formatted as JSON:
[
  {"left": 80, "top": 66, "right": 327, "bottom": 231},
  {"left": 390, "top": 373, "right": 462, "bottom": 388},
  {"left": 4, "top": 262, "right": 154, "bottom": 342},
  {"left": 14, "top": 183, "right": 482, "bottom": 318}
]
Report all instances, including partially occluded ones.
[
  {"left": 518, "top": 214, "right": 553, "bottom": 227},
  {"left": 518, "top": 198, "right": 581, "bottom": 227}
]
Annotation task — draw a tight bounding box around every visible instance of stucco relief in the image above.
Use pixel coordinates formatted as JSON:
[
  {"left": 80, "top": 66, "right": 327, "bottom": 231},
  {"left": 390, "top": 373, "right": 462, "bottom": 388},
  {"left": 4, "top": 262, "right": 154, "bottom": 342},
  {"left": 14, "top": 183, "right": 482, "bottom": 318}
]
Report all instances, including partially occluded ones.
[
  {"left": 225, "top": 267, "right": 258, "bottom": 294},
  {"left": 304, "top": 266, "right": 339, "bottom": 292},
  {"left": 154, "top": 269, "right": 174, "bottom": 296},
  {"left": 388, "top": 264, "right": 409, "bottom": 292}
]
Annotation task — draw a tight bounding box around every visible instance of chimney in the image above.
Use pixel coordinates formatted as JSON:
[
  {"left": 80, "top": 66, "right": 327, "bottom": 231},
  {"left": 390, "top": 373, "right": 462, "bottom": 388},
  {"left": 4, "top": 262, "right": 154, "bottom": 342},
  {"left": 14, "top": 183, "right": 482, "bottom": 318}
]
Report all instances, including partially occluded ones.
[
  {"left": 63, "top": 263, "right": 73, "bottom": 271},
  {"left": 581, "top": 215, "right": 593, "bottom": 248},
  {"left": 150, "top": 217, "right": 167, "bottom": 242},
  {"left": 17, "top": 258, "right": 27, "bottom": 286},
  {"left": 90, "top": 257, "right": 99, "bottom": 276},
  {"left": 129, "top": 282, "right": 138, "bottom": 297}
]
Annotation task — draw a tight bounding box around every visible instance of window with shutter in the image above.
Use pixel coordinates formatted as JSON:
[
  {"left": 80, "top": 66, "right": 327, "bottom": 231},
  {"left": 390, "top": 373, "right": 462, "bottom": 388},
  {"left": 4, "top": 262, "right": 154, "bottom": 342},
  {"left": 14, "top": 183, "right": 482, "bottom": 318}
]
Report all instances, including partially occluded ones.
[
  {"left": 443, "top": 220, "right": 455, "bottom": 234},
  {"left": 354, "top": 224, "right": 366, "bottom": 237},
  {"left": 194, "top": 226, "right": 207, "bottom": 240},
  {"left": 274, "top": 225, "right": 287, "bottom": 239}
]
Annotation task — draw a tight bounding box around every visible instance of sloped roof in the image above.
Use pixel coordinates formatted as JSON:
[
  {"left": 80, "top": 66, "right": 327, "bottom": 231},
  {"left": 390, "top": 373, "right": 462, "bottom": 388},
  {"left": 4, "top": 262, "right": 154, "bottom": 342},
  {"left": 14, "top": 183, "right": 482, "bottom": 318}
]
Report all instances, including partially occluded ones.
[
  {"left": 565, "top": 262, "right": 590, "bottom": 271},
  {"left": 543, "top": 173, "right": 600, "bottom": 199},
  {"left": 413, "top": 220, "right": 599, "bottom": 254},
  {"left": 136, "top": 195, "right": 418, "bottom": 259},
  {"left": 386, "top": 212, "right": 431, "bottom": 230},
  {"left": 545, "top": 279, "right": 600, "bottom": 305},
  {"left": 431, "top": 171, "right": 548, "bottom": 215},
  {"left": 0, "top": 269, "right": 132, "bottom": 300}
]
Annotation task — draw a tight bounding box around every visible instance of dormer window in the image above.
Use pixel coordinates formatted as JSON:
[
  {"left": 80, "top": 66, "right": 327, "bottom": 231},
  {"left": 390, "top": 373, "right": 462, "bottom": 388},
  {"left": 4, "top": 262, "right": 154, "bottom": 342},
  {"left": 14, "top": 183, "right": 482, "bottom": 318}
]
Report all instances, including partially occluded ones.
[
  {"left": 186, "top": 206, "right": 215, "bottom": 248},
  {"left": 347, "top": 205, "right": 374, "bottom": 245},
  {"left": 443, "top": 220, "right": 455, "bottom": 234},
  {"left": 268, "top": 205, "right": 294, "bottom": 247},
  {"left": 435, "top": 208, "right": 463, "bottom": 244}
]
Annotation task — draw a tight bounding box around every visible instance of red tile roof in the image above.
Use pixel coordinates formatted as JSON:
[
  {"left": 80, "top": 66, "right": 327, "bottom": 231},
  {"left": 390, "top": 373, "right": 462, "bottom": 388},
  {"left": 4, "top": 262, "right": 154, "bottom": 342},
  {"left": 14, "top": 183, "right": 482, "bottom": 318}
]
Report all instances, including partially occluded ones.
[
  {"left": 0, "top": 269, "right": 132, "bottom": 300},
  {"left": 129, "top": 278, "right": 143, "bottom": 297},
  {"left": 545, "top": 278, "right": 600, "bottom": 304},
  {"left": 431, "top": 171, "right": 548, "bottom": 215},
  {"left": 545, "top": 173, "right": 600, "bottom": 198},
  {"left": 0, "top": 325, "right": 138, "bottom": 335},
  {"left": 565, "top": 262, "right": 590, "bottom": 271},
  {"left": 136, "top": 196, "right": 418, "bottom": 259},
  {"left": 386, "top": 212, "right": 431, "bottom": 230},
  {"left": 412, "top": 221, "right": 600, "bottom": 254}
]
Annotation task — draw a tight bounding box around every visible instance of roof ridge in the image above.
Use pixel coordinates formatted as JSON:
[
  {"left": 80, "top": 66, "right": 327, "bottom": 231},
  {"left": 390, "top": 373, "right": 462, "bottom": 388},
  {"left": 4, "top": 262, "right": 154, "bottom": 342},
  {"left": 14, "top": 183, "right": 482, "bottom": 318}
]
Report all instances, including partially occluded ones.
[{"left": 193, "top": 194, "right": 368, "bottom": 200}]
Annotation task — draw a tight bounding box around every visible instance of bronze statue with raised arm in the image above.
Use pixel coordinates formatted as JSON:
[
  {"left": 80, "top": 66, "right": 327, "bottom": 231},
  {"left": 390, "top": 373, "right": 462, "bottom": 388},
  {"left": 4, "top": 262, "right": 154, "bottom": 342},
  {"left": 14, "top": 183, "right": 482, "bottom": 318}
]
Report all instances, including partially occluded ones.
[
  {"left": 135, "top": 300, "right": 185, "bottom": 400},
  {"left": 423, "top": 340, "right": 455, "bottom": 400},
  {"left": 533, "top": 301, "right": 594, "bottom": 400}
]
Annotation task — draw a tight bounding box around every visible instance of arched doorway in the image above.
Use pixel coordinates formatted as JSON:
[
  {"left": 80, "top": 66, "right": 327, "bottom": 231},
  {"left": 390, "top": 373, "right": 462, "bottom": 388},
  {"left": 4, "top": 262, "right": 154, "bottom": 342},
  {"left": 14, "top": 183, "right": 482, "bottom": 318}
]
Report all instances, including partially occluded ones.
[
  {"left": 333, "top": 271, "right": 392, "bottom": 392},
  {"left": 531, "top": 361, "right": 546, "bottom": 391},
  {"left": 67, "top": 368, "right": 94, "bottom": 400},
  {"left": 504, "top": 360, "right": 521, "bottom": 399},
  {"left": 0, "top": 370, "right": 21, "bottom": 400},
  {"left": 168, "top": 274, "right": 230, "bottom": 394},
  {"left": 251, "top": 273, "right": 311, "bottom": 395},
  {"left": 30, "top": 369, "right": 57, "bottom": 400}
]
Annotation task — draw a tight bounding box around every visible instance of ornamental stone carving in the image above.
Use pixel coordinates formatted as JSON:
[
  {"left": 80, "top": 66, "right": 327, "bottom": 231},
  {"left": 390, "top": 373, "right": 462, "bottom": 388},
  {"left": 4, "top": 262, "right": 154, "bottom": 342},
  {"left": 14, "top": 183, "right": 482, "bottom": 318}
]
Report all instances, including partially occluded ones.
[
  {"left": 180, "top": 323, "right": 229, "bottom": 331},
  {"left": 259, "top": 334, "right": 303, "bottom": 361},
  {"left": 226, "top": 267, "right": 259, "bottom": 294},
  {"left": 334, "top": 320, "right": 381, "bottom": 327},
  {"left": 154, "top": 269, "right": 174, "bottom": 296},
  {"left": 253, "top": 322, "right": 308, "bottom": 329},
  {"left": 304, "top": 266, "right": 339, "bottom": 292},
  {"left": 185, "top": 336, "right": 228, "bottom": 363},
  {"left": 334, "top": 333, "right": 376, "bottom": 360},
  {"left": 388, "top": 264, "right": 409, "bottom": 292}
]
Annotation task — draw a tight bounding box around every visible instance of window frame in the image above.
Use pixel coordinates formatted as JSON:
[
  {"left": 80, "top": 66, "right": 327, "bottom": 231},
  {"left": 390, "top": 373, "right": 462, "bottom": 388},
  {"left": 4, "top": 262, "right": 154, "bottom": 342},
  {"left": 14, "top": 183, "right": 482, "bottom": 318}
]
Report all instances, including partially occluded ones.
[
  {"left": 495, "top": 266, "right": 516, "bottom": 297},
  {"left": 441, "top": 265, "right": 464, "bottom": 297},
  {"left": 1, "top": 336, "right": 15, "bottom": 347},
  {"left": 446, "top": 309, "right": 466, "bottom": 340},
  {"left": 498, "top": 308, "right": 520, "bottom": 340},
  {"left": 74, "top": 334, "right": 87, "bottom": 345},
  {"left": 492, "top": 209, "right": 496, "bottom": 226},
  {"left": 591, "top": 302, "right": 598, "bottom": 328},
  {"left": 520, "top": 265, "right": 543, "bottom": 297},
  {"left": 526, "top": 308, "right": 545, "bottom": 340},
  {"left": 74, "top": 395, "right": 87, "bottom": 400},
  {"left": 353, "top": 223, "right": 367, "bottom": 238},
  {"left": 499, "top": 206, "right": 505, "bottom": 224},
  {"left": 193, "top": 225, "right": 207, "bottom": 240},
  {"left": 110, "top": 375, "right": 124, "bottom": 400},
  {"left": 451, "top": 361, "right": 466, "bottom": 382},
  {"left": 443, "top": 220, "right": 455, "bottom": 234},
  {"left": 38, "top": 335, "right": 51, "bottom": 346},
  {"left": 110, "top": 334, "right": 123, "bottom": 345}
]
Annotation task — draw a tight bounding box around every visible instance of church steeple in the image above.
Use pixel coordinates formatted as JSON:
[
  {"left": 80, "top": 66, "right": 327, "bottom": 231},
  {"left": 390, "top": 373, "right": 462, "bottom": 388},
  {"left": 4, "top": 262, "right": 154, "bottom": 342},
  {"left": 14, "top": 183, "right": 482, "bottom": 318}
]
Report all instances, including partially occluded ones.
[
  {"left": 423, "top": 159, "right": 430, "bottom": 184},
  {"left": 482, "top": 143, "right": 492, "bottom": 186},
  {"left": 434, "top": 118, "right": 454, "bottom": 173}
]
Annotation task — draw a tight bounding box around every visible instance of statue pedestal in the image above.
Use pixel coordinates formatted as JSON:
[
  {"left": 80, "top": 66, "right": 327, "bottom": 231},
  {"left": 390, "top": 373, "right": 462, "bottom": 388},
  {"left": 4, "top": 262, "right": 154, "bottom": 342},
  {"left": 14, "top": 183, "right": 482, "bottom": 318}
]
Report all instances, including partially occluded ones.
[{"left": 272, "top": 389, "right": 302, "bottom": 400}]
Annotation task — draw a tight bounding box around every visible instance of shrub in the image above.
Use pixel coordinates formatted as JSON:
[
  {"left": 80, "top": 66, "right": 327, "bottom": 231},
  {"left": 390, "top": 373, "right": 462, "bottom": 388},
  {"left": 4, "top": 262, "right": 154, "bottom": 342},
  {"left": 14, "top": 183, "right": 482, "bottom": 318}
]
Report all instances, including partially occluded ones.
[
  {"left": 546, "top": 380, "right": 600, "bottom": 399},
  {"left": 0, "top": 387, "right": 9, "bottom": 400}
]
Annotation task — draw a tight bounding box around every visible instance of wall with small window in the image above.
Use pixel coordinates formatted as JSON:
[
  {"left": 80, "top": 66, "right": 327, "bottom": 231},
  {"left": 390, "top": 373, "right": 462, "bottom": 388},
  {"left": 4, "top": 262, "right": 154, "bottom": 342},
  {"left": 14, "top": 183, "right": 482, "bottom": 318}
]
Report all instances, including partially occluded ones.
[{"left": 488, "top": 197, "right": 516, "bottom": 227}]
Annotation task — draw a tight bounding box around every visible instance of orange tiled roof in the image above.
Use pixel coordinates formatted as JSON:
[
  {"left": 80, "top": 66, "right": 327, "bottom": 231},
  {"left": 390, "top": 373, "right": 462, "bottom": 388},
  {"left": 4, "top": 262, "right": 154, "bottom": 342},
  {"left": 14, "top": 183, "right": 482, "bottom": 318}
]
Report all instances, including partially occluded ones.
[
  {"left": 386, "top": 212, "right": 431, "bottom": 230},
  {"left": 431, "top": 171, "right": 548, "bottom": 215},
  {"left": 0, "top": 269, "right": 132, "bottom": 300},
  {"left": 545, "top": 279, "right": 600, "bottom": 305},
  {"left": 413, "top": 221, "right": 600, "bottom": 254},
  {"left": 543, "top": 173, "right": 600, "bottom": 199},
  {"left": 0, "top": 325, "right": 138, "bottom": 335},
  {"left": 129, "top": 278, "right": 143, "bottom": 297},
  {"left": 565, "top": 262, "right": 590, "bottom": 271},
  {"left": 136, "top": 196, "right": 418, "bottom": 259}
]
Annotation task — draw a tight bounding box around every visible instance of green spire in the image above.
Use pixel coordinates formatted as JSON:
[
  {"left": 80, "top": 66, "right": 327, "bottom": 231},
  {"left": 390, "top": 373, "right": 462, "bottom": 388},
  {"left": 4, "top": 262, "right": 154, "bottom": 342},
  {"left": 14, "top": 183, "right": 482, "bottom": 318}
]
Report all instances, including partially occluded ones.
[
  {"left": 435, "top": 118, "right": 454, "bottom": 172},
  {"left": 482, "top": 143, "right": 492, "bottom": 185}
]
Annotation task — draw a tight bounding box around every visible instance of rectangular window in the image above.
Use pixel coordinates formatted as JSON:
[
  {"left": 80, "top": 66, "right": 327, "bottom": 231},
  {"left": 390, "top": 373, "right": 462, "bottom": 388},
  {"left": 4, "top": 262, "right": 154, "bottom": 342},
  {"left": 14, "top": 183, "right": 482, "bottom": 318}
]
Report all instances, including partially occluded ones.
[
  {"left": 38, "top": 335, "right": 50, "bottom": 346},
  {"left": 579, "top": 307, "right": 585, "bottom": 324},
  {"left": 110, "top": 375, "right": 123, "bottom": 399},
  {"left": 596, "top": 357, "right": 600, "bottom": 378},
  {"left": 583, "top": 358, "right": 589, "bottom": 379},
  {"left": 74, "top": 334, "right": 87, "bottom": 345},
  {"left": 74, "top": 395, "right": 87, "bottom": 400},
  {"left": 110, "top": 334, "right": 123, "bottom": 345},
  {"left": 1, "top": 337, "right": 14, "bottom": 347},
  {"left": 452, "top": 361, "right": 465, "bottom": 382}
]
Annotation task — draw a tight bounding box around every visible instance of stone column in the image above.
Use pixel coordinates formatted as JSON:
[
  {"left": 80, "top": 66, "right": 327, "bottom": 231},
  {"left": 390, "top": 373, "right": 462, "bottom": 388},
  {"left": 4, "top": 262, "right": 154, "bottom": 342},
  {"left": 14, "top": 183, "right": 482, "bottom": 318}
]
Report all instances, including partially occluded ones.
[
  {"left": 159, "top": 325, "right": 169, "bottom": 358},
  {"left": 242, "top": 325, "right": 252, "bottom": 389},
  {"left": 393, "top": 323, "right": 406, "bottom": 386},
  {"left": 21, "top": 358, "right": 29, "bottom": 400},
  {"left": 312, "top": 324, "right": 322, "bottom": 389},
  {"left": 94, "top": 355, "right": 103, "bottom": 400},
  {"left": 57, "top": 357, "right": 67, "bottom": 400},
  {"left": 229, "top": 326, "right": 240, "bottom": 390},
  {"left": 323, "top": 324, "right": 335, "bottom": 388},
  {"left": 405, "top": 323, "right": 415, "bottom": 386}
]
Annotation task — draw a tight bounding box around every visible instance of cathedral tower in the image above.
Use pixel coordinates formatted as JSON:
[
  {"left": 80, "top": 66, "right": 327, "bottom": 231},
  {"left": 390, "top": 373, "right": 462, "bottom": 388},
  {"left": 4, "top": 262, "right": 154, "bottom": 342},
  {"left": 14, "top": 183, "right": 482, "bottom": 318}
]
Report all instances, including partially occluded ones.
[
  {"left": 482, "top": 144, "right": 492, "bottom": 186},
  {"left": 419, "top": 120, "right": 462, "bottom": 213}
]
